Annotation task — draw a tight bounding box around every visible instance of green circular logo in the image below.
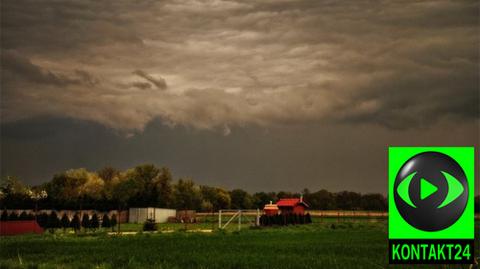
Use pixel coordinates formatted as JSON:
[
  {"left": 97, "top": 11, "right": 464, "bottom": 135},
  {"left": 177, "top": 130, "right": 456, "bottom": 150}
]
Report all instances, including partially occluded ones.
[{"left": 394, "top": 151, "right": 468, "bottom": 231}]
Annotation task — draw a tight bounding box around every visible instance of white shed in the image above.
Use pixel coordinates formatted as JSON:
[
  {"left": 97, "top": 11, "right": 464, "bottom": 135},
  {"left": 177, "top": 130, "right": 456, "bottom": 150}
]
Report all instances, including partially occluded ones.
[{"left": 128, "top": 208, "right": 176, "bottom": 223}]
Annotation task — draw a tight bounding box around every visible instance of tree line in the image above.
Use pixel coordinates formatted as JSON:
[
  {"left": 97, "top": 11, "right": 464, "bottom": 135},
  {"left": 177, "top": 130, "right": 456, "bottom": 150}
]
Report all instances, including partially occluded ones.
[{"left": 0, "top": 164, "right": 390, "bottom": 211}]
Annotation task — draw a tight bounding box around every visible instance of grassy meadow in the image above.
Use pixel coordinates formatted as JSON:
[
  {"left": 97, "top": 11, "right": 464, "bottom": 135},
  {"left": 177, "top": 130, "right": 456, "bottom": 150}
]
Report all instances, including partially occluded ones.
[{"left": 0, "top": 218, "right": 477, "bottom": 269}]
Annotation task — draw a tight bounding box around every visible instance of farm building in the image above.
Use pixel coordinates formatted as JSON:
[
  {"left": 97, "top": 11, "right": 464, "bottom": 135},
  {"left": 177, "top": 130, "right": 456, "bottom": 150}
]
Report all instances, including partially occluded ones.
[
  {"left": 276, "top": 196, "right": 309, "bottom": 215},
  {"left": 263, "top": 201, "right": 279, "bottom": 216},
  {"left": 128, "top": 208, "right": 176, "bottom": 223}
]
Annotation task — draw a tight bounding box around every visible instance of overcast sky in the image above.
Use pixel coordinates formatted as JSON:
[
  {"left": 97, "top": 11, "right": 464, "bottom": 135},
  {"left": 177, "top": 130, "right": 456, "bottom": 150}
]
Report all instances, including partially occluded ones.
[{"left": 1, "top": 0, "right": 478, "bottom": 193}]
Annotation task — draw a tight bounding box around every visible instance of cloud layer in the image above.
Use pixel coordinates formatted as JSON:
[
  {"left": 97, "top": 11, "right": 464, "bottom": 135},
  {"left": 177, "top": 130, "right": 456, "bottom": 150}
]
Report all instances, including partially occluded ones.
[{"left": 1, "top": 0, "right": 478, "bottom": 132}]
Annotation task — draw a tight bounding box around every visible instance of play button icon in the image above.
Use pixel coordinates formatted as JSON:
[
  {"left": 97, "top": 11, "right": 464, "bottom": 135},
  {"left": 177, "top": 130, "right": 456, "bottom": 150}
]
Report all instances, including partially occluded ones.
[
  {"left": 393, "top": 151, "right": 469, "bottom": 231},
  {"left": 420, "top": 178, "right": 438, "bottom": 200}
]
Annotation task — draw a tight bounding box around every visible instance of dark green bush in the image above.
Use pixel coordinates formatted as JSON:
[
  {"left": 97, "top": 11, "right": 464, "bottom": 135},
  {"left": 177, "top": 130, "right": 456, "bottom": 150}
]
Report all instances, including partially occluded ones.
[
  {"left": 37, "top": 213, "right": 49, "bottom": 228},
  {"left": 47, "top": 211, "right": 60, "bottom": 232},
  {"left": 110, "top": 214, "right": 118, "bottom": 232},
  {"left": 60, "top": 213, "right": 70, "bottom": 231},
  {"left": 305, "top": 213, "right": 312, "bottom": 224},
  {"left": 90, "top": 214, "right": 100, "bottom": 231},
  {"left": 70, "top": 214, "right": 81, "bottom": 232},
  {"left": 81, "top": 214, "right": 90, "bottom": 230},
  {"left": 101, "top": 214, "right": 111, "bottom": 228}
]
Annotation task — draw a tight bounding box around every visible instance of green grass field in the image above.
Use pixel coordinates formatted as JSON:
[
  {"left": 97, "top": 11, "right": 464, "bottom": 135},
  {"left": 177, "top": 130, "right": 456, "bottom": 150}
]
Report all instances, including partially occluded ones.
[{"left": 0, "top": 219, "right": 477, "bottom": 269}]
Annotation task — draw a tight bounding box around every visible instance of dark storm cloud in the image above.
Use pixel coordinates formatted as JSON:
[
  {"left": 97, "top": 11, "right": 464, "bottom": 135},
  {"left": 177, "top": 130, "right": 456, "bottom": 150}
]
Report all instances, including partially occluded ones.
[
  {"left": 0, "top": 0, "right": 478, "bottom": 131},
  {"left": 133, "top": 70, "right": 168, "bottom": 90},
  {"left": 1, "top": 116, "right": 478, "bottom": 193},
  {"left": 1, "top": 50, "right": 78, "bottom": 86},
  {"left": 1, "top": 0, "right": 478, "bottom": 192}
]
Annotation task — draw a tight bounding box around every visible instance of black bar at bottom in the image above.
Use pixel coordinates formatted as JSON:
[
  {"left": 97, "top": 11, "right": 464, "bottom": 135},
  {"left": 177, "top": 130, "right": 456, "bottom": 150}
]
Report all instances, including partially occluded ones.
[{"left": 389, "top": 239, "right": 474, "bottom": 264}]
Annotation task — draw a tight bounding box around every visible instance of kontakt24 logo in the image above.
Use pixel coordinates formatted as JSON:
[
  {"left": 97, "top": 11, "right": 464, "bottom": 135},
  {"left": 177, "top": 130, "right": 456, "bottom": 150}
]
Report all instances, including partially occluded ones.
[{"left": 388, "top": 147, "right": 474, "bottom": 264}]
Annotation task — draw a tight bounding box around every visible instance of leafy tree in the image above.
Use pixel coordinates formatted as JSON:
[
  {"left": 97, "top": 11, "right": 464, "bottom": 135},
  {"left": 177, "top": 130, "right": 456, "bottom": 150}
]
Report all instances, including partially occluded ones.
[
  {"left": 101, "top": 214, "right": 111, "bottom": 228},
  {"left": 90, "top": 213, "right": 100, "bottom": 231},
  {"left": 252, "top": 192, "right": 277, "bottom": 209},
  {"left": 277, "top": 191, "right": 296, "bottom": 199},
  {"left": 60, "top": 213, "right": 70, "bottom": 232},
  {"left": 230, "top": 189, "right": 253, "bottom": 209},
  {"left": 0, "top": 176, "right": 30, "bottom": 208},
  {"left": 97, "top": 167, "right": 119, "bottom": 183},
  {"left": 128, "top": 164, "right": 161, "bottom": 207},
  {"left": 155, "top": 167, "right": 173, "bottom": 208},
  {"left": 173, "top": 179, "right": 202, "bottom": 210},
  {"left": 361, "top": 193, "right": 387, "bottom": 211},
  {"left": 335, "top": 191, "right": 362, "bottom": 210},
  {"left": 304, "top": 189, "right": 336, "bottom": 210},
  {"left": 70, "top": 214, "right": 81, "bottom": 232},
  {"left": 200, "top": 200, "right": 214, "bottom": 211},
  {"left": 45, "top": 172, "right": 86, "bottom": 209},
  {"left": 81, "top": 214, "right": 90, "bottom": 231},
  {"left": 200, "top": 186, "right": 231, "bottom": 210},
  {"left": 112, "top": 178, "right": 137, "bottom": 232}
]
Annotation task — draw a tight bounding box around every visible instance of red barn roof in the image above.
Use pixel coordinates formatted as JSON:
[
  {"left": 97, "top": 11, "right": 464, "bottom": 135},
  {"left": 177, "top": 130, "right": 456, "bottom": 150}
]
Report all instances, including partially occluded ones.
[{"left": 276, "top": 198, "right": 309, "bottom": 208}]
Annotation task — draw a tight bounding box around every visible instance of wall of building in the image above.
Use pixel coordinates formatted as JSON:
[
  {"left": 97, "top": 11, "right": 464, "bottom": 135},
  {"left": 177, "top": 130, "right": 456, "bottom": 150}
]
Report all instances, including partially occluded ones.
[{"left": 128, "top": 208, "right": 176, "bottom": 223}]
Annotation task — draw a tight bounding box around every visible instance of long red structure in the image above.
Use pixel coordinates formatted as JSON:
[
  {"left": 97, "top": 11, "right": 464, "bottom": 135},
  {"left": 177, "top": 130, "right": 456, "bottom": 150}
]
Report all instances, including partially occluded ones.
[{"left": 0, "top": 220, "right": 44, "bottom": 236}]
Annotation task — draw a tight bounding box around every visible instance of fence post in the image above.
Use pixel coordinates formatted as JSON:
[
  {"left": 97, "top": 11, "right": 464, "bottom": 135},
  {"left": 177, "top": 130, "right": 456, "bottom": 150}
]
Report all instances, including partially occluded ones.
[
  {"left": 238, "top": 210, "right": 241, "bottom": 231},
  {"left": 218, "top": 210, "right": 222, "bottom": 229}
]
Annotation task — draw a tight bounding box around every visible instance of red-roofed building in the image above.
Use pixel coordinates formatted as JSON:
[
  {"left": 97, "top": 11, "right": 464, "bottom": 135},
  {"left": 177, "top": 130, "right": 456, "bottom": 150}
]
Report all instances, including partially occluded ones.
[
  {"left": 263, "top": 201, "right": 279, "bottom": 216},
  {"left": 277, "top": 196, "right": 309, "bottom": 215}
]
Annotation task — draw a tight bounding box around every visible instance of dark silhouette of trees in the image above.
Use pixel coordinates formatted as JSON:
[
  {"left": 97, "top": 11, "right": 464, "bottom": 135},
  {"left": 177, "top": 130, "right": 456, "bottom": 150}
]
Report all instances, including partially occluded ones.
[
  {"left": 230, "top": 189, "right": 253, "bottom": 209},
  {"left": 60, "top": 213, "right": 70, "bottom": 232},
  {"left": 47, "top": 211, "right": 60, "bottom": 232},
  {"left": 81, "top": 214, "right": 90, "bottom": 231},
  {"left": 70, "top": 214, "right": 81, "bottom": 232},
  {"left": 110, "top": 214, "right": 117, "bottom": 232},
  {"left": 101, "top": 214, "right": 111, "bottom": 229},
  {"left": 173, "top": 179, "right": 202, "bottom": 210},
  {"left": 90, "top": 213, "right": 99, "bottom": 231}
]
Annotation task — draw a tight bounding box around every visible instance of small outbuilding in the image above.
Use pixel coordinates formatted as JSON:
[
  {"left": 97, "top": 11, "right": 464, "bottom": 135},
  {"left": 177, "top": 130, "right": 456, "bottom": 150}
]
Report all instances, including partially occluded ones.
[
  {"left": 128, "top": 208, "right": 176, "bottom": 223},
  {"left": 277, "top": 196, "right": 309, "bottom": 215},
  {"left": 263, "top": 201, "right": 279, "bottom": 216}
]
